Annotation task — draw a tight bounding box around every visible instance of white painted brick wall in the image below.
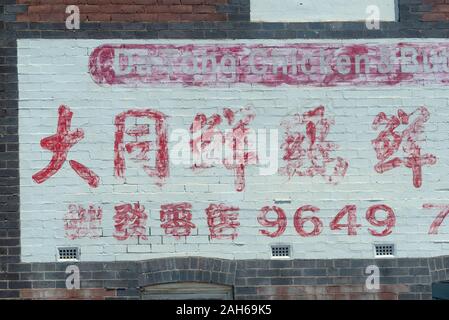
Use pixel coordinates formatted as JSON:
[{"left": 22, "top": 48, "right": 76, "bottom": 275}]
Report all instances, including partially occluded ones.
[
  {"left": 18, "top": 39, "right": 449, "bottom": 262},
  {"left": 250, "top": 0, "right": 397, "bottom": 22}
]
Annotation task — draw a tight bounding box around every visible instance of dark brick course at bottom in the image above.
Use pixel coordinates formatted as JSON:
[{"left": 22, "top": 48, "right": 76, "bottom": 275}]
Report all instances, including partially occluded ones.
[{"left": 0, "top": 256, "right": 448, "bottom": 300}]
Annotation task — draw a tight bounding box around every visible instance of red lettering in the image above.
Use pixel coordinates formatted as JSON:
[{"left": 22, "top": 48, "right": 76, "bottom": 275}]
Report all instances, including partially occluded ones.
[
  {"left": 366, "top": 204, "right": 396, "bottom": 237},
  {"left": 32, "top": 105, "right": 99, "bottom": 188},
  {"left": 423, "top": 204, "right": 449, "bottom": 235},
  {"left": 113, "top": 202, "right": 148, "bottom": 240},
  {"left": 258, "top": 206, "right": 287, "bottom": 238},
  {"left": 281, "top": 106, "right": 348, "bottom": 184},
  {"left": 64, "top": 204, "right": 102, "bottom": 240},
  {"left": 293, "top": 205, "right": 323, "bottom": 237},
  {"left": 330, "top": 205, "right": 361, "bottom": 236},
  {"left": 114, "top": 109, "right": 169, "bottom": 186},
  {"left": 160, "top": 202, "right": 196, "bottom": 239},
  {"left": 206, "top": 203, "right": 240, "bottom": 240},
  {"left": 372, "top": 107, "right": 437, "bottom": 188}
]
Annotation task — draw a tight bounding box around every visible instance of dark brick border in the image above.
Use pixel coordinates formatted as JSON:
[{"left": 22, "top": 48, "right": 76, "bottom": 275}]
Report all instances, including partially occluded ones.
[
  {"left": 0, "top": 32, "right": 20, "bottom": 299},
  {"left": 2, "top": 0, "right": 449, "bottom": 300},
  {"left": 3, "top": 256, "right": 448, "bottom": 299},
  {"left": 1, "top": 0, "right": 449, "bottom": 39},
  {"left": 14, "top": 0, "right": 247, "bottom": 23}
]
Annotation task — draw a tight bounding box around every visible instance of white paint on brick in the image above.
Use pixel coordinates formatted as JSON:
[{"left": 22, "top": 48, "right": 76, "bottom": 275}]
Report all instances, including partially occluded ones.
[
  {"left": 250, "top": 0, "right": 397, "bottom": 22},
  {"left": 18, "top": 39, "right": 449, "bottom": 262}
]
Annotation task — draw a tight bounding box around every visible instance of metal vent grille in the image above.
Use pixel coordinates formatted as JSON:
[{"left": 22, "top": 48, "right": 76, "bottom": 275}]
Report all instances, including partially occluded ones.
[
  {"left": 271, "top": 245, "right": 291, "bottom": 258},
  {"left": 57, "top": 247, "right": 80, "bottom": 261},
  {"left": 374, "top": 244, "right": 395, "bottom": 257}
]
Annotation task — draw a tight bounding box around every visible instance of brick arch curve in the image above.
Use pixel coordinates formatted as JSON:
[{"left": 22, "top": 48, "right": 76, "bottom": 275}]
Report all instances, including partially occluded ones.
[{"left": 138, "top": 257, "right": 237, "bottom": 288}]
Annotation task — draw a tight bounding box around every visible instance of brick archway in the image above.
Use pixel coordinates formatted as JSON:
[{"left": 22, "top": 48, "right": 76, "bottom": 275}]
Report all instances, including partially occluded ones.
[{"left": 138, "top": 257, "right": 237, "bottom": 288}]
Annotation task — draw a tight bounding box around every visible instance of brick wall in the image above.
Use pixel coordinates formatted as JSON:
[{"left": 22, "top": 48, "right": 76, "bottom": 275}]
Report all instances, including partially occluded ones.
[
  {"left": 4, "top": 0, "right": 449, "bottom": 25},
  {"left": 5, "top": 256, "right": 449, "bottom": 300},
  {"left": 14, "top": 38, "right": 449, "bottom": 263},
  {"left": 14, "top": 0, "right": 247, "bottom": 23},
  {"left": 2, "top": 0, "right": 449, "bottom": 300},
  {"left": 423, "top": 0, "right": 449, "bottom": 21},
  {"left": 0, "top": 35, "right": 20, "bottom": 299}
]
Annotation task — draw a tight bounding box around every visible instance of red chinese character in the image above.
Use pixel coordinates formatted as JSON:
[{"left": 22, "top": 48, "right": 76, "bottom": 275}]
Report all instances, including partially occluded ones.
[
  {"left": 280, "top": 106, "right": 348, "bottom": 184},
  {"left": 372, "top": 106, "right": 437, "bottom": 188},
  {"left": 206, "top": 203, "right": 240, "bottom": 240},
  {"left": 160, "top": 202, "right": 196, "bottom": 239},
  {"left": 190, "top": 112, "right": 223, "bottom": 169},
  {"left": 115, "top": 109, "right": 169, "bottom": 186},
  {"left": 113, "top": 202, "right": 148, "bottom": 240},
  {"left": 190, "top": 105, "right": 257, "bottom": 192},
  {"left": 64, "top": 204, "right": 102, "bottom": 240},
  {"left": 32, "top": 105, "right": 100, "bottom": 187}
]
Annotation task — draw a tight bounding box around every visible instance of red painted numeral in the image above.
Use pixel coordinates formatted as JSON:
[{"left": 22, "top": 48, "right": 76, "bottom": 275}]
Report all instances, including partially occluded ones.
[
  {"left": 423, "top": 204, "right": 449, "bottom": 235},
  {"left": 366, "top": 204, "right": 396, "bottom": 237},
  {"left": 293, "top": 205, "right": 323, "bottom": 237},
  {"left": 258, "top": 206, "right": 287, "bottom": 238},
  {"left": 330, "top": 205, "right": 361, "bottom": 236}
]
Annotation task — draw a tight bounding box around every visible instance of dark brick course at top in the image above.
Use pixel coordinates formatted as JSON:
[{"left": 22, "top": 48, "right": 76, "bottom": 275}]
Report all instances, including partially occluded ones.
[
  {"left": 14, "top": 0, "right": 248, "bottom": 23},
  {"left": 423, "top": 0, "right": 449, "bottom": 21},
  {"left": 1, "top": 0, "right": 449, "bottom": 300},
  {"left": 2, "top": 0, "right": 449, "bottom": 39}
]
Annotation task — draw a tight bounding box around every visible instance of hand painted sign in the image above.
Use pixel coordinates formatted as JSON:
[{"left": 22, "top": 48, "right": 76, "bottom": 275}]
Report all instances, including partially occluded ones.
[
  {"left": 89, "top": 43, "right": 449, "bottom": 87},
  {"left": 18, "top": 39, "right": 449, "bottom": 262}
]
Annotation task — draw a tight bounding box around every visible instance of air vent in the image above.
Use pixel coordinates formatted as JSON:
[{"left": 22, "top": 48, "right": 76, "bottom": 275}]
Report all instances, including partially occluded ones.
[
  {"left": 271, "top": 245, "right": 291, "bottom": 258},
  {"left": 374, "top": 244, "right": 395, "bottom": 257},
  {"left": 57, "top": 247, "right": 80, "bottom": 261}
]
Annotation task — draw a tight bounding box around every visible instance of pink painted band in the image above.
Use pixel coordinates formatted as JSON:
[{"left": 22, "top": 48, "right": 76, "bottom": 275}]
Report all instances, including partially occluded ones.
[{"left": 89, "top": 43, "right": 449, "bottom": 87}]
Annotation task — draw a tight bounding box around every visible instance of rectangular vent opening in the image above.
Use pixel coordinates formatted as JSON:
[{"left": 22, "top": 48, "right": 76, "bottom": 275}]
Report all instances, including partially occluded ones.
[
  {"left": 271, "top": 245, "right": 291, "bottom": 258},
  {"left": 57, "top": 247, "right": 80, "bottom": 261},
  {"left": 374, "top": 244, "right": 395, "bottom": 257}
]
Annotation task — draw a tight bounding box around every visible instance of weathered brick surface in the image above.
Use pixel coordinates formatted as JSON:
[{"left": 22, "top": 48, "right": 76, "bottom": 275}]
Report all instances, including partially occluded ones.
[
  {"left": 1, "top": 257, "right": 447, "bottom": 300},
  {"left": 16, "top": 37, "right": 449, "bottom": 261},
  {"left": 3, "top": 0, "right": 448, "bottom": 26},
  {"left": 423, "top": 0, "right": 449, "bottom": 21},
  {"left": 15, "top": 0, "right": 234, "bottom": 22},
  {"left": 20, "top": 288, "right": 116, "bottom": 300},
  {"left": 2, "top": 0, "right": 449, "bottom": 300}
]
